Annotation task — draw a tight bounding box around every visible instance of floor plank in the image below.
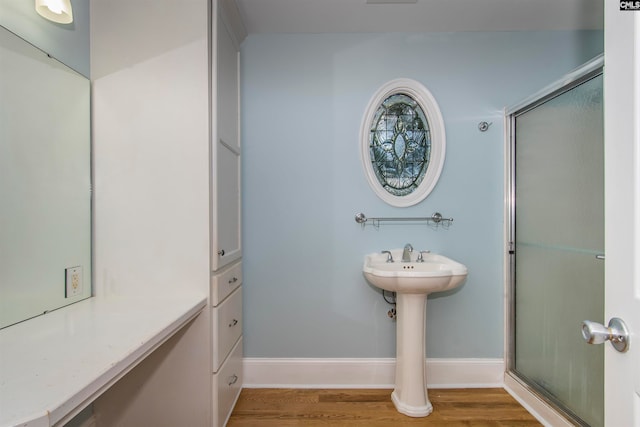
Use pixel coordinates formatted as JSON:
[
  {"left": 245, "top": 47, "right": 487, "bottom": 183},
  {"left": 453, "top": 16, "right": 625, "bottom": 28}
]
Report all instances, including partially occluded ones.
[{"left": 227, "top": 388, "right": 543, "bottom": 426}]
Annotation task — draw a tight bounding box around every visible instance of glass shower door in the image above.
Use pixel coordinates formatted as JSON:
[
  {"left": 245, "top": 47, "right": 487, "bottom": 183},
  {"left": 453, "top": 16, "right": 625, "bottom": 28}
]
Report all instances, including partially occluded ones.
[{"left": 511, "top": 72, "right": 604, "bottom": 426}]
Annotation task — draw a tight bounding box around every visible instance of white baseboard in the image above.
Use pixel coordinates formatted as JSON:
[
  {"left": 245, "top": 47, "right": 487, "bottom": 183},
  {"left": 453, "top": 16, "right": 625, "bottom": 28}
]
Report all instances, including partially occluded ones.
[{"left": 242, "top": 358, "right": 504, "bottom": 389}]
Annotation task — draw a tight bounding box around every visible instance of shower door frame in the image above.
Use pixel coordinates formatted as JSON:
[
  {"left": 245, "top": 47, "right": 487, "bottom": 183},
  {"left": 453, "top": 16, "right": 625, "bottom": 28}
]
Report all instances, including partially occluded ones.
[{"left": 504, "top": 54, "right": 604, "bottom": 426}]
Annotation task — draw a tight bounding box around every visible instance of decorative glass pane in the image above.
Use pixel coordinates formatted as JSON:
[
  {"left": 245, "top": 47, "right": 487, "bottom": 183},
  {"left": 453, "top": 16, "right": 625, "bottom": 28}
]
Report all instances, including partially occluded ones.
[
  {"left": 369, "top": 93, "right": 431, "bottom": 196},
  {"left": 360, "top": 78, "right": 445, "bottom": 207}
]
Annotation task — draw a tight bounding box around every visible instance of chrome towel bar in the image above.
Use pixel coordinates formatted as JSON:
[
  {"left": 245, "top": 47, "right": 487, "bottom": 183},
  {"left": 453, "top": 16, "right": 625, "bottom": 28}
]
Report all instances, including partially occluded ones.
[{"left": 354, "top": 212, "right": 453, "bottom": 225}]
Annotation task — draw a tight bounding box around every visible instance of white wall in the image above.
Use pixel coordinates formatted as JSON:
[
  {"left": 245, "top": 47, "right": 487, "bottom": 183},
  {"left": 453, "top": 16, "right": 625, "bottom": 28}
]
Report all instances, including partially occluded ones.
[
  {"left": 241, "top": 30, "right": 604, "bottom": 359},
  {"left": 90, "top": 0, "right": 212, "bottom": 423},
  {"left": 91, "top": 0, "right": 210, "bottom": 298}
]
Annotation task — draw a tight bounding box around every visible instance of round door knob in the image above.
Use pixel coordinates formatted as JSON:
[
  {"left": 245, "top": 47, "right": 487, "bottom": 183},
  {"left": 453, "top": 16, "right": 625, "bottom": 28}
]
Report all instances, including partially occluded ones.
[
  {"left": 581, "top": 317, "right": 630, "bottom": 353},
  {"left": 581, "top": 321, "right": 610, "bottom": 344}
]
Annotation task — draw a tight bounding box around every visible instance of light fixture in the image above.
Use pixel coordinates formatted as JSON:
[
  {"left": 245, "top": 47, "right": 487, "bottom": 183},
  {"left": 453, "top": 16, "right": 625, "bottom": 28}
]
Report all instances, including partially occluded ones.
[{"left": 35, "top": 0, "right": 73, "bottom": 24}]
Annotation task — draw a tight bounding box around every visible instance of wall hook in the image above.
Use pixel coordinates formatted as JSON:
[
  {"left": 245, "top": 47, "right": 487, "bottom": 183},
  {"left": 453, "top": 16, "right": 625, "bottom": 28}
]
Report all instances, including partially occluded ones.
[{"left": 478, "top": 121, "right": 492, "bottom": 132}]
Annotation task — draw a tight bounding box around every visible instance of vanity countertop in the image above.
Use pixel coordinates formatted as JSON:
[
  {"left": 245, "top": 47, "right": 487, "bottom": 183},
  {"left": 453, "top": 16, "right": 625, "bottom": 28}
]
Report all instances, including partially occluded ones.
[{"left": 0, "top": 294, "right": 207, "bottom": 427}]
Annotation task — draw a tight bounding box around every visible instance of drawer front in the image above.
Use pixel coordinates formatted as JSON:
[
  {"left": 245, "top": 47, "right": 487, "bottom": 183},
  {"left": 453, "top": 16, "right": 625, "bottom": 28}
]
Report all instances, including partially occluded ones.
[
  {"left": 213, "top": 338, "right": 243, "bottom": 427},
  {"left": 211, "top": 261, "right": 242, "bottom": 306},
  {"left": 212, "top": 287, "right": 242, "bottom": 372}
]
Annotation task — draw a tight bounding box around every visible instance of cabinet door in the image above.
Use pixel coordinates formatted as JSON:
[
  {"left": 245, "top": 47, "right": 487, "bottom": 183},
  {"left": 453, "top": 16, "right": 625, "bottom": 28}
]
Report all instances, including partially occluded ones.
[
  {"left": 212, "top": 11, "right": 241, "bottom": 271},
  {"left": 217, "top": 11, "right": 239, "bottom": 153},
  {"left": 213, "top": 140, "right": 240, "bottom": 270}
]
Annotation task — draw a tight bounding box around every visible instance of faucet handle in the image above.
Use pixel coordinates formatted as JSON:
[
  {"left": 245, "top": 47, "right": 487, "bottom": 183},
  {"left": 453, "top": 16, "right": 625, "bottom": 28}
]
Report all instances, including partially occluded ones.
[
  {"left": 417, "top": 250, "right": 431, "bottom": 262},
  {"left": 381, "top": 250, "right": 394, "bottom": 263}
]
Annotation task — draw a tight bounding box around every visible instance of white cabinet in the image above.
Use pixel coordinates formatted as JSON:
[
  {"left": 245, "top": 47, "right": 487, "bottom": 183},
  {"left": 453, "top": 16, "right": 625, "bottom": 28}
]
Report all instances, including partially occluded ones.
[
  {"left": 211, "top": 260, "right": 243, "bottom": 423},
  {"left": 211, "top": 261, "right": 243, "bottom": 426},
  {"left": 212, "top": 1, "right": 242, "bottom": 272},
  {"left": 213, "top": 140, "right": 241, "bottom": 270},
  {"left": 217, "top": 5, "right": 240, "bottom": 154},
  {"left": 211, "top": 260, "right": 242, "bottom": 306},
  {"left": 213, "top": 338, "right": 243, "bottom": 427},
  {"left": 211, "top": 2, "right": 245, "bottom": 425},
  {"left": 212, "top": 269, "right": 242, "bottom": 371}
]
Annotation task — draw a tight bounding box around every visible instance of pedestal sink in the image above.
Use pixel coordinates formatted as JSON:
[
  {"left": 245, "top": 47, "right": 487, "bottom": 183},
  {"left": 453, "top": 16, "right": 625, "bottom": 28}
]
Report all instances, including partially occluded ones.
[{"left": 363, "top": 248, "right": 467, "bottom": 417}]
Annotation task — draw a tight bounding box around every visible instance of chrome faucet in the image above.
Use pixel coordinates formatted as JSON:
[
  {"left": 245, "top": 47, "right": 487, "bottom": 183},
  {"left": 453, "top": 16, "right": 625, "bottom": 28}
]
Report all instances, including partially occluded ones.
[{"left": 402, "top": 243, "right": 413, "bottom": 262}]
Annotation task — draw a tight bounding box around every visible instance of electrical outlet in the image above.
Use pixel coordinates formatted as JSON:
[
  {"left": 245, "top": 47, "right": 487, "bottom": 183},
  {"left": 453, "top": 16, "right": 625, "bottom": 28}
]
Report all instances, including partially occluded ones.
[{"left": 65, "top": 266, "right": 83, "bottom": 298}]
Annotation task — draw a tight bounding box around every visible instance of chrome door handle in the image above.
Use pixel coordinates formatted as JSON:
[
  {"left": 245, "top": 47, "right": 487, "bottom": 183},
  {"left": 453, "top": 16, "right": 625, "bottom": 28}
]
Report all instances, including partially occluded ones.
[{"left": 581, "top": 318, "right": 630, "bottom": 353}]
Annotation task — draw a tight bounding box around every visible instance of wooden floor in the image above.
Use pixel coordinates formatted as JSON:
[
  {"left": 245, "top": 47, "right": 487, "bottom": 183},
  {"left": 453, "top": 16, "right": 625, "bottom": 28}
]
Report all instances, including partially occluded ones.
[{"left": 227, "top": 388, "right": 543, "bottom": 426}]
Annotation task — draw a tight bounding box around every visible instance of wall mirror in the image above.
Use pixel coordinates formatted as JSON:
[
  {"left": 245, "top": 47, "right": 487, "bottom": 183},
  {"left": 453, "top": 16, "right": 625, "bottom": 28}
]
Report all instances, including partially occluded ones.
[
  {"left": 0, "top": 25, "right": 92, "bottom": 329},
  {"left": 360, "top": 78, "right": 446, "bottom": 207}
]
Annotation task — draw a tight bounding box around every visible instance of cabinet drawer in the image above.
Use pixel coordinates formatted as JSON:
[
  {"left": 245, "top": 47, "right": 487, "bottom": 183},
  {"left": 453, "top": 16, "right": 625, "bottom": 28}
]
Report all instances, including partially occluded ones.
[
  {"left": 211, "top": 261, "right": 242, "bottom": 306},
  {"left": 212, "top": 287, "right": 242, "bottom": 372},
  {"left": 213, "top": 338, "right": 243, "bottom": 427}
]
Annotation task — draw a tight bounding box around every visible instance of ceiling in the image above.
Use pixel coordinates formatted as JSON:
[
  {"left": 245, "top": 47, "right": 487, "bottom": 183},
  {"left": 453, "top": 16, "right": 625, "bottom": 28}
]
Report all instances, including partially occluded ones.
[{"left": 234, "top": 0, "right": 604, "bottom": 34}]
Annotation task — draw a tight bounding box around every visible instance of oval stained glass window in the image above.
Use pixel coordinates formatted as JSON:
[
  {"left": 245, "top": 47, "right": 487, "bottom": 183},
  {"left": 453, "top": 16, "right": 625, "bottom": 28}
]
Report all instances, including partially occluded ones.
[
  {"left": 370, "top": 93, "right": 431, "bottom": 197},
  {"left": 360, "top": 79, "right": 446, "bottom": 207}
]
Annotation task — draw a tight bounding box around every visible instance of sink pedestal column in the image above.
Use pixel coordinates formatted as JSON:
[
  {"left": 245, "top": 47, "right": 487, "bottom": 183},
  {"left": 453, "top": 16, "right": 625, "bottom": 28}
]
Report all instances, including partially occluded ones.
[{"left": 391, "top": 292, "right": 432, "bottom": 417}]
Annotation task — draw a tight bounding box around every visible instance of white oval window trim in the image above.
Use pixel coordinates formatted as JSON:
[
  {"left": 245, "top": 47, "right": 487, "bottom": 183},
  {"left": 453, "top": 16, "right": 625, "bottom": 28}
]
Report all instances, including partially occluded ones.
[{"left": 360, "top": 78, "right": 446, "bottom": 207}]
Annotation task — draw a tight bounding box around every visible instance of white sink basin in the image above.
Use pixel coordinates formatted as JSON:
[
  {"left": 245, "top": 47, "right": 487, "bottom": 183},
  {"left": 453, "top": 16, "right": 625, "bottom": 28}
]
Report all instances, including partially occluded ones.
[
  {"left": 363, "top": 249, "right": 468, "bottom": 294},
  {"left": 362, "top": 248, "right": 468, "bottom": 417}
]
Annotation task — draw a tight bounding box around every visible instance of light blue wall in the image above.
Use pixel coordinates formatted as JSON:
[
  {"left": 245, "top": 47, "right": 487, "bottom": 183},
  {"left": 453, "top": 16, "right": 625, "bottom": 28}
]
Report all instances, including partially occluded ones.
[
  {"left": 241, "top": 31, "right": 603, "bottom": 359},
  {"left": 0, "top": 0, "right": 89, "bottom": 76}
]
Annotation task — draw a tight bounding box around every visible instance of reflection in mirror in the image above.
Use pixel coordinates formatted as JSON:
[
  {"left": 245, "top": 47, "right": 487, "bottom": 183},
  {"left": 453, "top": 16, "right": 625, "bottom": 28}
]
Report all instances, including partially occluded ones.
[{"left": 0, "top": 25, "right": 91, "bottom": 329}]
